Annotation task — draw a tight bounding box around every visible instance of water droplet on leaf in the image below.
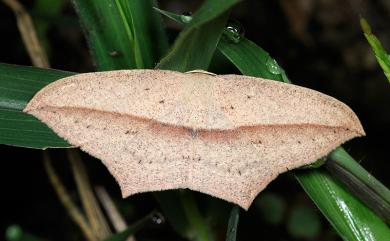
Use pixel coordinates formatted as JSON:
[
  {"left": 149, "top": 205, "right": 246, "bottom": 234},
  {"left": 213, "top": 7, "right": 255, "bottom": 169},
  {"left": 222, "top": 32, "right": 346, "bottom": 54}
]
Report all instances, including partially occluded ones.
[
  {"left": 180, "top": 11, "right": 192, "bottom": 23},
  {"left": 152, "top": 212, "right": 165, "bottom": 225},
  {"left": 223, "top": 20, "right": 245, "bottom": 44},
  {"left": 266, "top": 57, "right": 282, "bottom": 75},
  {"left": 109, "top": 51, "right": 121, "bottom": 57}
]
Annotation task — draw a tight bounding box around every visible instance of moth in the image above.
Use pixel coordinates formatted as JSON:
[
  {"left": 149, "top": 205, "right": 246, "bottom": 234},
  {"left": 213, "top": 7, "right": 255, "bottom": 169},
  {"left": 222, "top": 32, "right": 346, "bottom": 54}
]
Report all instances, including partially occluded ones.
[{"left": 24, "top": 69, "right": 365, "bottom": 209}]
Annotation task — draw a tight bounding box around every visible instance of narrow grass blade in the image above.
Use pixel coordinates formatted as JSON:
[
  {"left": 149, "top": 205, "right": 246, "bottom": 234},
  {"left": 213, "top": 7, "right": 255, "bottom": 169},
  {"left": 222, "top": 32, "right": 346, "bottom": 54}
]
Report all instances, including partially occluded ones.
[
  {"left": 71, "top": 0, "right": 167, "bottom": 70},
  {"left": 95, "top": 186, "right": 128, "bottom": 232},
  {"left": 0, "top": 63, "right": 72, "bottom": 148},
  {"left": 360, "top": 18, "right": 390, "bottom": 82},
  {"left": 118, "top": 0, "right": 168, "bottom": 68},
  {"left": 225, "top": 206, "right": 240, "bottom": 241},
  {"left": 327, "top": 148, "right": 390, "bottom": 224},
  {"left": 297, "top": 170, "right": 390, "bottom": 241},
  {"left": 156, "top": 0, "right": 241, "bottom": 71},
  {"left": 218, "top": 39, "right": 289, "bottom": 82}
]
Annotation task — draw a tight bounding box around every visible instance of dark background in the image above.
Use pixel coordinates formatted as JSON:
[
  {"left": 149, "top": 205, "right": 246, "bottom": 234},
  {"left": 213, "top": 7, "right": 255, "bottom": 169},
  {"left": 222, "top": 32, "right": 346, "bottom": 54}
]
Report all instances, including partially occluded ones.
[{"left": 0, "top": 0, "right": 389, "bottom": 240}]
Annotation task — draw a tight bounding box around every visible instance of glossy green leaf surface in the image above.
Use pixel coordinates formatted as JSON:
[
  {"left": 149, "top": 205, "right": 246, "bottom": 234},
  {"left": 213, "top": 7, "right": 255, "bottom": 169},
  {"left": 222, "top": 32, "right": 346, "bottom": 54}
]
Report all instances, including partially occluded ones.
[
  {"left": 297, "top": 170, "right": 390, "bottom": 241},
  {"left": 360, "top": 18, "right": 390, "bottom": 82},
  {"left": 328, "top": 148, "right": 390, "bottom": 224},
  {"left": 218, "top": 39, "right": 288, "bottom": 81},
  {"left": 156, "top": 0, "right": 241, "bottom": 71},
  {"left": 0, "top": 63, "right": 72, "bottom": 148},
  {"left": 72, "top": 0, "right": 167, "bottom": 70},
  {"left": 115, "top": 0, "right": 168, "bottom": 68}
]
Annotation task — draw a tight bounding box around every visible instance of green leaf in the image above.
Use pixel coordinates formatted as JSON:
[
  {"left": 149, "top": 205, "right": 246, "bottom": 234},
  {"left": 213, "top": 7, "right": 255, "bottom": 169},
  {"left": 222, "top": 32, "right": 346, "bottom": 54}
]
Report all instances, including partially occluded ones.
[
  {"left": 297, "top": 170, "right": 390, "bottom": 241},
  {"left": 71, "top": 0, "right": 168, "bottom": 70},
  {"left": 218, "top": 39, "right": 288, "bottom": 81},
  {"left": 0, "top": 63, "right": 72, "bottom": 148},
  {"left": 153, "top": 8, "right": 184, "bottom": 24},
  {"left": 225, "top": 206, "right": 240, "bottom": 241},
  {"left": 360, "top": 18, "right": 390, "bottom": 82},
  {"left": 212, "top": 31, "right": 390, "bottom": 240},
  {"left": 156, "top": 0, "right": 241, "bottom": 71},
  {"left": 327, "top": 148, "right": 390, "bottom": 224},
  {"left": 115, "top": 0, "right": 168, "bottom": 68}
]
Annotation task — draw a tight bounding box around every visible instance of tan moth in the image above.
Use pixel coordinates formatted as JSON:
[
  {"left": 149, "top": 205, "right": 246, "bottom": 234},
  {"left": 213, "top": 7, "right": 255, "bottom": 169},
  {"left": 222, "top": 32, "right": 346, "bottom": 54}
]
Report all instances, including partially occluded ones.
[{"left": 24, "top": 69, "right": 365, "bottom": 209}]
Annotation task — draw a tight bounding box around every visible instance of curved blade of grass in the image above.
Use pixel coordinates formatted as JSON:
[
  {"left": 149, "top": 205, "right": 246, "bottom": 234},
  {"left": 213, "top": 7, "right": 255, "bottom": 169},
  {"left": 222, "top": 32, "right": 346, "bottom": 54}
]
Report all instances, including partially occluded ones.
[
  {"left": 0, "top": 63, "right": 72, "bottom": 148},
  {"left": 297, "top": 170, "right": 390, "bottom": 241},
  {"left": 113, "top": 0, "right": 168, "bottom": 68},
  {"left": 156, "top": 0, "right": 241, "bottom": 71},
  {"left": 360, "top": 18, "right": 390, "bottom": 82},
  {"left": 71, "top": 0, "right": 167, "bottom": 70},
  {"left": 327, "top": 148, "right": 390, "bottom": 224},
  {"left": 218, "top": 39, "right": 289, "bottom": 82},
  {"left": 215, "top": 34, "right": 390, "bottom": 240}
]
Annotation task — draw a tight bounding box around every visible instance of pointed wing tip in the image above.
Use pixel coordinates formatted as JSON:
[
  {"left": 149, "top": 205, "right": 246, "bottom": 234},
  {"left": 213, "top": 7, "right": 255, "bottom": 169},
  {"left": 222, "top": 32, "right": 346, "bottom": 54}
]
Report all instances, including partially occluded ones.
[
  {"left": 351, "top": 119, "right": 366, "bottom": 137},
  {"left": 237, "top": 201, "right": 251, "bottom": 211}
]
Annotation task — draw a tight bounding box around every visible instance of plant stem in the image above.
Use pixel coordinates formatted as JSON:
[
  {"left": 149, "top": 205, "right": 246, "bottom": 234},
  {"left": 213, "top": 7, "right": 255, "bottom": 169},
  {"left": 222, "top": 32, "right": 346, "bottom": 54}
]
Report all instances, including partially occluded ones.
[
  {"left": 2, "top": 0, "right": 49, "bottom": 68},
  {"left": 225, "top": 206, "right": 240, "bottom": 241},
  {"left": 95, "top": 186, "right": 136, "bottom": 241},
  {"left": 68, "top": 150, "right": 111, "bottom": 239},
  {"left": 326, "top": 147, "right": 390, "bottom": 224},
  {"left": 43, "top": 152, "right": 96, "bottom": 241}
]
